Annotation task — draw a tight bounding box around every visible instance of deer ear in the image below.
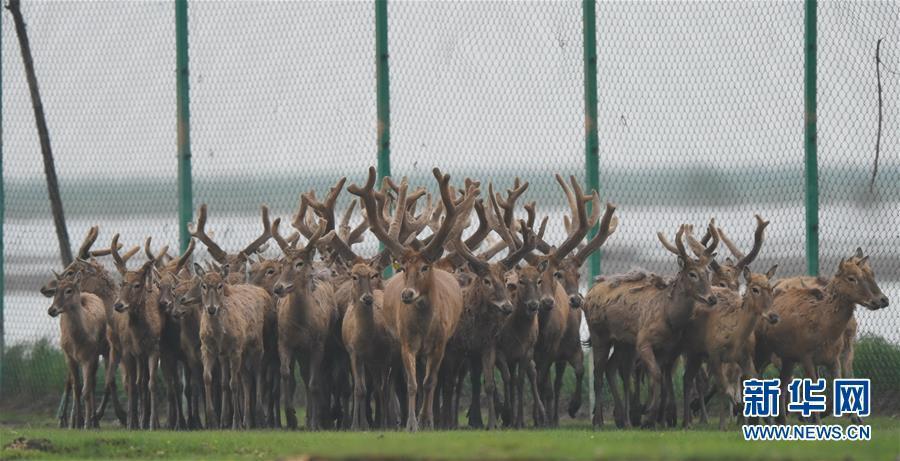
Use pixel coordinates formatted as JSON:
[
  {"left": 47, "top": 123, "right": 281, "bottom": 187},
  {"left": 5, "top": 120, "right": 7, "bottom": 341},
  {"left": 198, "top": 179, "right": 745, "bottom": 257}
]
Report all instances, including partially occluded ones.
[
  {"left": 537, "top": 259, "right": 549, "bottom": 273},
  {"left": 677, "top": 257, "right": 686, "bottom": 269},
  {"left": 724, "top": 257, "right": 735, "bottom": 266},
  {"left": 766, "top": 264, "right": 778, "bottom": 279},
  {"left": 858, "top": 255, "right": 869, "bottom": 266},
  {"left": 742, "top": 266, "right": 751, "bottom": 283},
  {"left": 72, "top": 270, "right": 83, "bottom": 287},
  {"left": 193, "top": 263, "right": 205, "bottom": 276},
  {"left": 855, "top": 247, "right": 864, "bottom": 258}
]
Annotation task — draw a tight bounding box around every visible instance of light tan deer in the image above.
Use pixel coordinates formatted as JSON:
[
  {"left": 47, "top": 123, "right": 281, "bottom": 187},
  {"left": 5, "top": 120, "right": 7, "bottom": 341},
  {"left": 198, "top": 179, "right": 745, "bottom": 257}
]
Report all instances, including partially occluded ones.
[
  {"left": 348, "top": 166, "right": 476, "bottom": 431},
  {"left": 755, "top": 250, "right": 888, "bottom": 424},
  {"left": 47, "top": 271, "right": 107, "bottom": 429},
  {"left": 40, "top": 227, "right": 136, "bottom": 428},
  {"left": 190, "top": 204, "right": 272, "bottom": 284},
  {"left": 194, "top": 263, "right": 268, "bottom": 429}
]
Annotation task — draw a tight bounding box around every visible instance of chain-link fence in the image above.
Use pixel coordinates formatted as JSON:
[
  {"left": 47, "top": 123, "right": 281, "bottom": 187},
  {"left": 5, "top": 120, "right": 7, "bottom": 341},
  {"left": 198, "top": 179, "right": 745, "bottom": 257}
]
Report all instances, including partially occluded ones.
[{"left": 2, "top": 1, "right": 898, "bottom": 413}]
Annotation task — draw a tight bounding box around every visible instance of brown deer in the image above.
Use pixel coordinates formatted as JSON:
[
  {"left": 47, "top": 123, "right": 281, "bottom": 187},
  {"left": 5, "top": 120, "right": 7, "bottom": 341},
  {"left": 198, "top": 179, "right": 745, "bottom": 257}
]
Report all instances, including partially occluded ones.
[
  {"left": 110, "top": 234, "right": 165, "bottom": 430},
  {"left": 323, "top": 229, "right": 395, "bottom": 430},
  {"left": 348, "top": 166, "right": 476, "bottom": 431},
  {"left": 270, "top": 216, "right": 336, "bottom": 430},
  {"left": 682, "top": 265, "right": 779, "bottom": 430},
  {"left": 247, "top": 254, "right": 285, "bottom": 428},
  {"left": 585, "top": 224, "right": 718, "bottom": 429},
  {"left": 754, "top": 249, "right": 888, "bottom": 424},
  {"left": 438, "top": 206, "right": 537, "bottom": 430},
  {"left": 194, "top": 263, "right": 268, "bottom": 429},
  {"left": 47, "top": 271, "right": 107, "bottom": 429},
  {"left": 532, "top": 175, "right": 618, "bottom": 426},
  {"left": 40, "top": 227, "right": 136, "bottom": 428}
]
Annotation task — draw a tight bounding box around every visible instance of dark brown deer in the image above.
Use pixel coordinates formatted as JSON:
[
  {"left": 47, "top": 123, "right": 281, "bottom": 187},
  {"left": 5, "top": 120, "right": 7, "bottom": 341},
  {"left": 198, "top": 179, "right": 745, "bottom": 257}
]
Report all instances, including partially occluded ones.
[
  {"left": 348, "top": 166, "right": 476, "bottom": 431},
  {"left": 47, "top": 271, "right": 107, "bottom": 429},
  {"left": 110, "top": 235, "right": 165, "bottom": 430},
  {"left": 270, "top": 216, "right": 336, "bottom": 430}
]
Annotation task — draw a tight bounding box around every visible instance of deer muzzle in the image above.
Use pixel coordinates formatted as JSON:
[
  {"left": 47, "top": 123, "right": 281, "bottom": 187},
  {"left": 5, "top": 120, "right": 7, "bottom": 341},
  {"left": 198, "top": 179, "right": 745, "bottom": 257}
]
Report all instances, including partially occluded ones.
[
  {"left": 401, "top": 289, "right": 419, "bottom": 304},
  {"left": 114, "top": 301, "right": 127, "bottom": 313},
  {"left": 361, "top": 293, "right": 374, "bottom": 306},
  {"left": 703, "top": 295, "right": 717, "bottom": 306},
  {"left": 540, "top": 296, "right": 555, "bottom": 311},
  {"left": 569, "top": 293, "right": 584, "bottom": 309},
  {"left": 206, "top": 305, "right": 220, "bottom": 316},
  {"left": 493, "top": 301, "right": 513, "bottom": 315},
  {"left": 273, "top": 283, "right": 293, "bottom": 297},
  {"left": 526, "top": 300, "right": 540, "bottom": 315},
  {"left": 47, "top": 305, "right": 61, "bottom": 317},
  {"left": 765, "top": 312, "right": 780, "bottom": 324},
  {"left": 875, "top": 296, "right": 889, "bottom": 309}
]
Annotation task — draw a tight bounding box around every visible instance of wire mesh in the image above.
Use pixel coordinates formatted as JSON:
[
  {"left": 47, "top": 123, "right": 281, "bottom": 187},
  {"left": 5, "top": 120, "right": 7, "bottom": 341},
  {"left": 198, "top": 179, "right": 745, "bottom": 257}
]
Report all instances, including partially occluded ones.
[{"left": 1, "top": 1, "right": 898, "bottom": 412}]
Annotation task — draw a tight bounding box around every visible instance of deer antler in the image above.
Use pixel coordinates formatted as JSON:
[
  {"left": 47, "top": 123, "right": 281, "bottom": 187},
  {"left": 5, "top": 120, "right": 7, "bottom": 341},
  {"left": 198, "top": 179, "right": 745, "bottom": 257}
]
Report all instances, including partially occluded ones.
[
  {"left": 734, "top": 215, "right": 769, "bottom": 269},
  {"left": 110, "top": 234, "right": 128, "bottom": 275},
  {"left": 552, "top": 176, "right": 590, "bottom": 261},
  {"left": 305, "top": 177, "right": 347, "bottom": 233},
  {"left": 76, "top": 226, "right": 100, "bottom": 260},
  {"left": 239, "top": 205, "right": 272, "bottom": 257},
  {"left": 320, "top": 230, "right": 361, "bottom": 264},
  {"left": 421, "top": 169, "right": 478, "bottom": 262},
  {"left": 143, "top": 237, "right": 170, "bottom": 268},
  {"left": 658, "top": 225, "right": 690, "bottom": 262},
  {"left": 500, "top": 219, "right": 537, "bottom": 269},
  {"left": 349, "top": 167, "right": 407, "bottom": 257},
  {"left": 173, "top": 238, "right": 196, "bottom": 274},
  {"left": 571, "top": 203, "right": 619, "bottom": 267},
  {"left": 189, "top": 204, "right": 228, "bottom": 264},
  {"left": 292, "top": 193, "right": 321, "bottom": 239}
]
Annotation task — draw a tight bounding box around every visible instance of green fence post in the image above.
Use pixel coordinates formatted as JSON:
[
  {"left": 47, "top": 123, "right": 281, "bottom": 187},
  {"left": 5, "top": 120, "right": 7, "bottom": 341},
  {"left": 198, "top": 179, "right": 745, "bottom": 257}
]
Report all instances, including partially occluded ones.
[
  {"left": 1, "top": 6, "right": 5, "bottom": 392},
  {"left": 583, "top": 0, "right": 600, "bottom": 279},
  {"left": 375, "top": 0, "right": 392, "bottom": 275},
  {"left": 375, "top": 0, "right": 391, "bottom": 182},
  {"left": 803, "top": 0, "right": 819, "bottom": 276},
  {"left": 176, "top": 0, "right": 193, "bottom": 252}
]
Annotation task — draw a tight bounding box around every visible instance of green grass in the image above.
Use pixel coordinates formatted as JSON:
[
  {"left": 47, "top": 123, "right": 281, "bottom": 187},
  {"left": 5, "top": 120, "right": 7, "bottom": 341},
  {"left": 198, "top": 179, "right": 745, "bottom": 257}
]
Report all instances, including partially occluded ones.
[{"left": 2, "top": 418, "right": 898, "bottom": 460}]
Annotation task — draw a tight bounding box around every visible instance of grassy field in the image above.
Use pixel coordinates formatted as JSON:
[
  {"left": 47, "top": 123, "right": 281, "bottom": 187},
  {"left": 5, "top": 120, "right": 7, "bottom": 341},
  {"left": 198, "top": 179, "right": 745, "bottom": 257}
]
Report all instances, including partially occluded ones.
[{"left": 2, "top": 417, "right": 898, "bottom": 460}]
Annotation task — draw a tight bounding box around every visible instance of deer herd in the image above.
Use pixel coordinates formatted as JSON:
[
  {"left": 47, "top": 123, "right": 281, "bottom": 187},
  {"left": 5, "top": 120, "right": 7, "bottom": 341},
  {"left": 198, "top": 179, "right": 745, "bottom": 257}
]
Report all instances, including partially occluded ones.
[{"left": 41, "top": 167, "right": 889, "bottom": 432}]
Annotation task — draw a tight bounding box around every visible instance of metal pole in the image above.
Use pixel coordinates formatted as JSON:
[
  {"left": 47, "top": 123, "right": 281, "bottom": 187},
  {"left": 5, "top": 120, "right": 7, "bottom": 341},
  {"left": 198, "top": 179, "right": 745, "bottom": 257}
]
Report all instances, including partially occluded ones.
[
  {"left": 176, "top": 0, "right": 193, "bottom": 252},
  {"left": 803, "top": 0, "right": 819, "bottom": 276},
  {"left": 0, "top": 4, "right": 5, "bottom": 392},
  {"left": 583, "top": 0, "right": 600, "bottom": 279},
  {"left": 375, "top": 0, "right": 391, "bottom": 182},
  {"left": 582, "top": 0, "right": 599, "bottom": 415},
  {"left": 375, "top": 0, "right": 392, "bottom": 275}
]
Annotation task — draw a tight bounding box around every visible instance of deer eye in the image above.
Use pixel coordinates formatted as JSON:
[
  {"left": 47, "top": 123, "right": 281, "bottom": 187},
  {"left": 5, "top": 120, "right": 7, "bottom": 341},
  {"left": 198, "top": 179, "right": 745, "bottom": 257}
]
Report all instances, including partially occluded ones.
[
  {"left": 483, "top": 278, "right": 492, "bottom": 287},
  {"left": 201, "top": 283, "right": 207, "bottom": 290},
  {"left": 718, "top": 282, "right": 727, "bottom": 288},
  {"left": 421, "top": 265, "right": 430, "bottom": 272},
  {"left": 847, "top": 277, "right": 857, "bottom": 283},
  {"left": 688, "top": 272, "right": 698, "bottom": 280},
  {"left": 217, "top": 283, "right": 223, "bottom": 290},
  {"left": 751, "top": 287, "right": 760, "bottom": 295},
  {"left": 266, "top": 269, "right": 275, "bottom": 276},
  {"left": 65, "top": 288, "right": 73, "bottom": 295},
  {"left": 553, "top": 271, "right": 563, "bottom": 280},
  {"left": 371, "top": 274, "right": 379, "bottom": 280},
  {"left": 507, "top": 283, "right": 517, "bottom": 291},
  {"left": 295, "top": 261, "right": 304, "bottom": 269},
  {"left": 351, "top": 275, "right": 359, "bottom": 281},
  {"left": 133, "top": 282, "right": 141, "bottom": 289},
  {"left": 536, "top": 279, "right": 543, "bottom": 286}
]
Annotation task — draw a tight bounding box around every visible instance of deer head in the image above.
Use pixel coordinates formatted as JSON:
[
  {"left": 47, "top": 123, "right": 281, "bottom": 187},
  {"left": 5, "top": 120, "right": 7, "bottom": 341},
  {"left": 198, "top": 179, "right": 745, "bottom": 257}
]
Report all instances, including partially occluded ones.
[
  {"left": 349, "top": 167, "right": 478, "bottom": 307},
  {"left": 509, "top": 265, "right": 543, "bottom": 317},
  {"left": 658, "top": 223, "right": 718, "bottom": 306},
  {"left": 349, "top": 262, "right": 381, "bottom": 309},
  {"left": 48, "top": 271, "right": 84, "bottom": 318},
  {"left": 156, "top": 239, "right": 196, "bottom": 315},
  {"left": 271, "top": 215, "right": 326, "bottom": 298},
  {"left": 190, "top": 203, "right": 271, "bottom": 276},
  {"left": 742, "top": 265, "right": 779, "bottom": 324},
  {"left": 834, "top": 248, "right": 888, "bottom": 310},
  {"left": 708, "top": 215, "right": 769, "bottom": 290},
  {"left": 40, "top": 226, "right": 134, "bottom": 297},
  {"left": 193, "top": 263, "right": 227, "bottom": 316},
  {"left": 111, "top": 234, "right": 159, "bottom": 313}
]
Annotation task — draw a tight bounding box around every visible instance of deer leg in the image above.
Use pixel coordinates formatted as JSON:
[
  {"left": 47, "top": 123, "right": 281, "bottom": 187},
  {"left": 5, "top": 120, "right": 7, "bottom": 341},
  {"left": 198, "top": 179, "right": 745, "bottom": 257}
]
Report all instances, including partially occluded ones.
[
  {"left": 708, "top": 358, "right": 731, "bottom": 431},
  {"left": 568, "top": 347, "right": 585, "bottom": 419},
  {"left": 278, "top": 345, "right": 297, "bottom": 430},
  {"left": 452, "top": 361, "right": 466, "bottom": 429},
  {"left": 552, "top": 360, "right": 565, "bottom": 427},
  {"left": 201, "top": 348, "right": 219, "bottom": 429},
  {"left": 122, "top": 356, "right": 138, "bottom": 430},
  {"left": 81, "top": 359, "right": 97, "bottom": 429},
  {"left": 682, "top": 354, "right": 701, "bottom": 428},
  {"left": 637, "top": 342, "right": 661, "bottom": 429},
  {"left": 510, "top": 361, "right": 523, "bottom": 429},
  {"left": 419, "top": 347, "right": 445, "bottom": 431},
  {"left": 350, "top": 353, "right": 368, "bottom": 431},
  {"left": 526, "top": 357, "right": 546, "bottom": 428},
  {"left": 618, "top": 346, "right": 636, "bottom": 429},
  {"left": 59, "top": 368, "right": 73, "bottom": 429},
  {"left": 496, "top": 355, "right": 512, "bottom": 428},
  {"left": 400, "top": 348, "right": 419, "bottom": 432},
  {"left": 146, "top": 351, "right": 160, "bottom": 430},
  {"left": 799, "top": 356, "right": 822, "bottom": 424},
  {"left": 65, "top": 355, "right": 82, "bottom": 429},
  {"left": 663, "top": 363, "right": 677, "bottom": 428},
  {"left": 306, "top": 347, "right": 325, "bottom": 431},
  {"left": 696, "top": 366, "right": 711, "bottom": 425},
  {"left": 591, "top": 334, "right": 610, "bottom": 429},
  {"left": 481, "top": 348, "right": 498, "bottom": 430},
  {"left": 776, "top": 358, "right": 794, "bottom": 425}
]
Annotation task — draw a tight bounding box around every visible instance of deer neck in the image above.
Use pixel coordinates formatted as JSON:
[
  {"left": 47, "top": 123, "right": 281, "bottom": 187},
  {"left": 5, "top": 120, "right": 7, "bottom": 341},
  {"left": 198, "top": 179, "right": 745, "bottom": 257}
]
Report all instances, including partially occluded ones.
[
  {"left": 61, "top": 301, "right": 89, "bottom": 345},
  {"left": 82, "top": 271, "right": 117, "bottom": 305},
  {"left": 665, "top": 281, "right": 697, "bottom": 331},
  {"left": 735, "top": 297, "right": 761, "bottom": 345},
  {"left": 821, "top": 280, "right": 857, "bottom": 341},
  {"left": 286, "top": 281, "right": 317, "bottom": 324}
]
